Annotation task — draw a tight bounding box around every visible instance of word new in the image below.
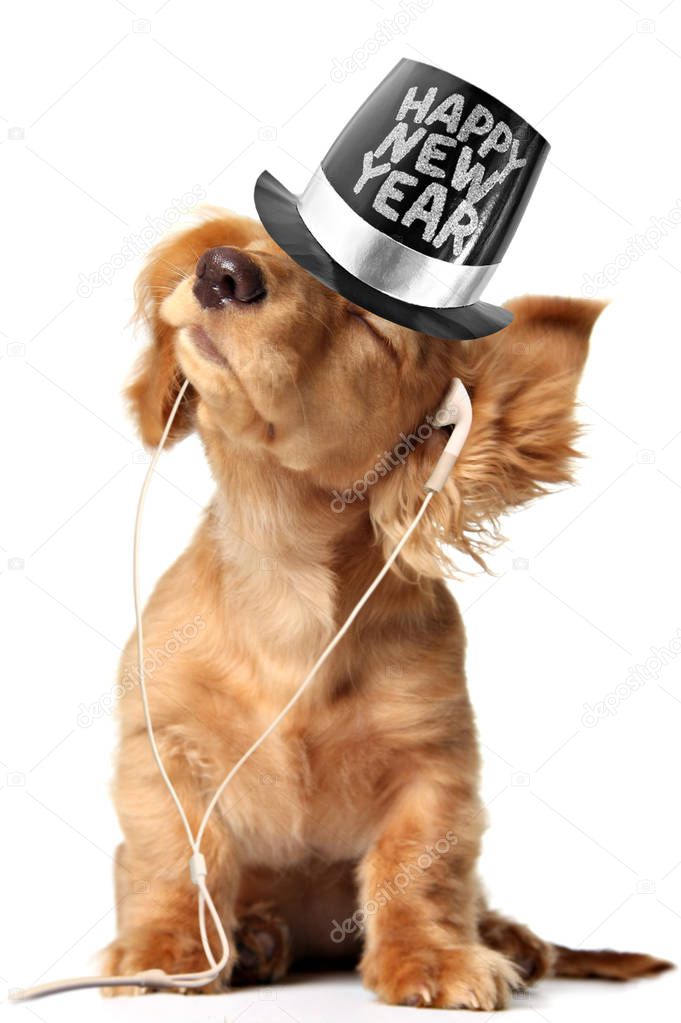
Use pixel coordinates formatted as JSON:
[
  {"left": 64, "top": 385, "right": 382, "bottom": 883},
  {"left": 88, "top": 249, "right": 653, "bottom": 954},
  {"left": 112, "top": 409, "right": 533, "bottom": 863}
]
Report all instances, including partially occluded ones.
[{"left": 354, "top": 86, "right": 527, "bottom": 255}]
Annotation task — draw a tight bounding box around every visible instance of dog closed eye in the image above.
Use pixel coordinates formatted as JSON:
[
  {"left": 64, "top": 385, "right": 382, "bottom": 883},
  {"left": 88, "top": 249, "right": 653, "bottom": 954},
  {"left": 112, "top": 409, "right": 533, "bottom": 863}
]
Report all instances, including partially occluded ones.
[{"left": 348, "top": 309, "right": 399, "bottom": 363}]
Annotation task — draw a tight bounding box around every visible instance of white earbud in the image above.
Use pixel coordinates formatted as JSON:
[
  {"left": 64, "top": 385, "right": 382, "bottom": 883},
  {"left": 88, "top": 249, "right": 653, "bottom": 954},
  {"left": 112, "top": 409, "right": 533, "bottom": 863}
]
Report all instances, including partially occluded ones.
[{"left": 424, "top": 378, "right": 473, "bottom": 493}]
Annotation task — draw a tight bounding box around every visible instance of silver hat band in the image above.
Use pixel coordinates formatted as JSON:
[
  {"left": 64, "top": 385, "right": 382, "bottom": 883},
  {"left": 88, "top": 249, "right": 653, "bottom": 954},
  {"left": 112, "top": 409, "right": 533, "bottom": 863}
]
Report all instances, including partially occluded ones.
[{"left": 297, "top": 169, "right": 497, "bottom": 309}]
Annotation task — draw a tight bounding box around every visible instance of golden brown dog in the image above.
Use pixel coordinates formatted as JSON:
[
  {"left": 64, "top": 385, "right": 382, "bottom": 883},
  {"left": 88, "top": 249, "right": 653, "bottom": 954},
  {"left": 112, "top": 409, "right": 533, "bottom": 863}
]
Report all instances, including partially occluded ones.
[{"left": 103, "top": 210, "right": 670, "bottom": 1008}]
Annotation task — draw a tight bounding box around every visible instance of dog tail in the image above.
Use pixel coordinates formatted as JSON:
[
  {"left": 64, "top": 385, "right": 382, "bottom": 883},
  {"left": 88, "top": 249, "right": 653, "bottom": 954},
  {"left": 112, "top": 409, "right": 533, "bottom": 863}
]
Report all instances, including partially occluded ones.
[
  {"left": 479, "top": 908, "right": 673, "bottom": 984},
  {"left": 551, "top": 943, "right": 673, "bottom": 980}
]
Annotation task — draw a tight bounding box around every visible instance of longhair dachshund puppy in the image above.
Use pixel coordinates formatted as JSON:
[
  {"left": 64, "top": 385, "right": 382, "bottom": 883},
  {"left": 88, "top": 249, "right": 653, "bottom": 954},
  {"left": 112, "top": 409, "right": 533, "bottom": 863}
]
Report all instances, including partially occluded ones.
[{"left": 103, "top": 210, "right": 671, "bottom": 1008}]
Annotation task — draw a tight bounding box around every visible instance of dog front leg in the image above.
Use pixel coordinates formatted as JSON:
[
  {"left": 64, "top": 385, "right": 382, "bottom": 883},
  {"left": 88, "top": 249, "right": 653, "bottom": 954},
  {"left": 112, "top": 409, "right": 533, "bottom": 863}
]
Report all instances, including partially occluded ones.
[
  {"left": 102, "top": 732, "right": 239, "bottom": 994},
  {"left": 358, "top": 774, "right": 520, "bottom": 1010}
]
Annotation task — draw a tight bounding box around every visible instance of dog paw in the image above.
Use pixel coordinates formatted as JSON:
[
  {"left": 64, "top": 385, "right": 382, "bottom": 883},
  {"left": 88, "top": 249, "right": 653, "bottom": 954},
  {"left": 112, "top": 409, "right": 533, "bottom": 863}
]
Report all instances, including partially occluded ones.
[
  {"left": 361, "top": 942, "right": 522, "bottom": 1010},
  {"left": 232, "top": 905, "right": 292, "bottom": 985},
  {"left": 101, "top": 925, "right": 228, "bottom": 996}
]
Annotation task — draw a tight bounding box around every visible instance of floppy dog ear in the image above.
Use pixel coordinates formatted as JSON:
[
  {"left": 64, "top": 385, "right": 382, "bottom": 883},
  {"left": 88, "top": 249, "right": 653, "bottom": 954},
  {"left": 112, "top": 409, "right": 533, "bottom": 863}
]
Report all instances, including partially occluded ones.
[
  {"left": 127, "top": 211, "right": 261, "bottom": 446},
  {"left": 370, "top": 296, "right": 605, "bottom": 577}
]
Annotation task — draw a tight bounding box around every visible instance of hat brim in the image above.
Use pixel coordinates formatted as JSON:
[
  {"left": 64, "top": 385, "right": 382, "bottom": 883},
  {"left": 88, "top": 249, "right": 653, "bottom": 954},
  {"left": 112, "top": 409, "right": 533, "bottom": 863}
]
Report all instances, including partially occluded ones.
[{"left": 254, "top": 171, "right": 513, "bottom": 341}]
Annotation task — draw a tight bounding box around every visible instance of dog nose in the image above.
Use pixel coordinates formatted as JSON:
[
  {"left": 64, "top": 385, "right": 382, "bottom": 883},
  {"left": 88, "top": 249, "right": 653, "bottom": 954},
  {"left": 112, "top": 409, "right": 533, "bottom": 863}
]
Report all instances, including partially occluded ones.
[{"left": 193, "top": 247, "right": 266, "bottom": 308}]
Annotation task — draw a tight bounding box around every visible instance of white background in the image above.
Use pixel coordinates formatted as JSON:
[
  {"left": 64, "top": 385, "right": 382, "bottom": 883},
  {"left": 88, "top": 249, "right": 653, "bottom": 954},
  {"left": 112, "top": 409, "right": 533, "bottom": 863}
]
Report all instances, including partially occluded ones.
[{"left": 1, "top": 0, "right": 680, "bottom": 1019}]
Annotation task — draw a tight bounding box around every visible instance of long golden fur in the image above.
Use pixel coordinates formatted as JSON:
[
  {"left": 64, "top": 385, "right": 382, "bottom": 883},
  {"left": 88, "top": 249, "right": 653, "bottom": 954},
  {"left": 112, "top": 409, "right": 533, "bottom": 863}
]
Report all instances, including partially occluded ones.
[{"left": 103, "top": 210, "right": 670, "bottom": 1007}]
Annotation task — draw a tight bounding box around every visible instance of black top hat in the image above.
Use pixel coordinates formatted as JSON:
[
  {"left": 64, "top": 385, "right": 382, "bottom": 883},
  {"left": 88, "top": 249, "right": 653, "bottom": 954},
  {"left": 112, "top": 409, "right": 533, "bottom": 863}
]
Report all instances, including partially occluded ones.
[{"left": 254, "top": 59, "right": 549, "bottom": 341}]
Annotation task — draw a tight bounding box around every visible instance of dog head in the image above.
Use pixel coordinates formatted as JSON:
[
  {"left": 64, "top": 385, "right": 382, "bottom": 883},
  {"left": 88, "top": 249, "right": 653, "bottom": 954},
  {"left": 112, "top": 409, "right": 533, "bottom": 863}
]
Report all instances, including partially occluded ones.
[{"left": 129, "top": 209, "right": 604, "bottom": 575}]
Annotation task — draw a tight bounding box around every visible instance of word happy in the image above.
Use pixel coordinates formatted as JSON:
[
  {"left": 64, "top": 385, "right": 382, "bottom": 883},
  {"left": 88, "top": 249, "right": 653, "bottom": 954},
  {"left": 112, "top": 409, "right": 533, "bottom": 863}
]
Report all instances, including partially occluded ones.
[{"left": 353, "top": 85, "right": 527, "bottom": 256}]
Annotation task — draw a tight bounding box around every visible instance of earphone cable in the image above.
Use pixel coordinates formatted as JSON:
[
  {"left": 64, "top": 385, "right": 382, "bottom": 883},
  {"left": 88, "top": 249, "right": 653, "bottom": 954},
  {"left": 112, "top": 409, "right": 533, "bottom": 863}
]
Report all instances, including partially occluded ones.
[{"left": 11, "top": 377, "right": 437, "bottom": 1001}]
